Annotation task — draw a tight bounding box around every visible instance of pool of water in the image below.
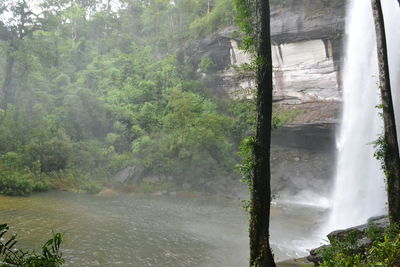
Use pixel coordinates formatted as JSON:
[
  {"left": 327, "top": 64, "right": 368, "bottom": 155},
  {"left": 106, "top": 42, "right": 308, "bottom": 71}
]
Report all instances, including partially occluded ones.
[{"left": 0, "top": 192, "right": 326, "bottom": 266}]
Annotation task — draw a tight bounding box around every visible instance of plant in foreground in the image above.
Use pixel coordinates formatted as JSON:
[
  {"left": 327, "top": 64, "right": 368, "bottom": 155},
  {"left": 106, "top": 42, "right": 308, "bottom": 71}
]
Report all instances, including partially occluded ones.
[{"left": 0, "top": 224, "right": 64, "bottom": 267}]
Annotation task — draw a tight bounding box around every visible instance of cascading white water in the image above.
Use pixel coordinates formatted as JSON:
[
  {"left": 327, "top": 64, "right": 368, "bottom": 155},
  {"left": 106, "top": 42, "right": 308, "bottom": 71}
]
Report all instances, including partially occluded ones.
[
  {"left": 325, "top": 0, "right": 400, "bottom": 233},
  {"left": 384, "top": 1, "right": 400, "bottom": 144}
]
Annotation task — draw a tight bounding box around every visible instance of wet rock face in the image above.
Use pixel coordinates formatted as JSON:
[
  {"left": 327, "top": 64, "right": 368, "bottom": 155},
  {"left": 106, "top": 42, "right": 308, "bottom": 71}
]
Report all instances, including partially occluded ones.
[
  {"left": 270, "top": 0, "right": 345, "bottom": 104},
  {"left": 182, "top": 1, "right": 346, "bottom": 107},
  {"left": 271, "top": 123, "right": 336, "bottom": 197},
  {"left": 112, "top": 166, "right": 144, "bottom": 185},
  {"left": 182, "top": 27, "right": 234, "bottom": 72},
  {"left": 270, "top": 0, "right": 346, "bottom": 44},
  {"left": 327, "top": 216, "right": 389, "bottom": 242},
  {"left": 272, "top": 39, "right": 341, "bottom": 104}
]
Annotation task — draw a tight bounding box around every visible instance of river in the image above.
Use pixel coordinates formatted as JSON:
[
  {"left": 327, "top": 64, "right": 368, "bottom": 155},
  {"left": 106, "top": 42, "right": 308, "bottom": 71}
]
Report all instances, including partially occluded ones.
[{"left": 0, "top": 192, "right": 326, "bottom": 266}]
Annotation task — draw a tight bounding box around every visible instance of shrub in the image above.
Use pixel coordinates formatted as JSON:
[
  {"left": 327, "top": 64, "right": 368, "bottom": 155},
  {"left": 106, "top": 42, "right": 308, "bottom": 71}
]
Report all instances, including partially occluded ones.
[
  {"left": 199, "top": 54, "right": 217, "bottom": 73},
  {"left": 0, "top": 161, "right": 53, "bottom": 196},
  {"left": 32, "top": 176, "right": 53, "bottom": 192},
  {"left": 320, "top": 224, "right": 400, "bottom": 267},
  {"left": 0, "top": 224, "right": 64, "bottom": 266},
  {"left": 24, "top": 138, "right": 72, "bottom": 173},
  {"left": 79, "top": 180, "right": 102, "bottom": 194},
  {"left": 189, "top": 0, "right": 235, "bottom": 38},
  {"left": 367, "top": 234, "right": 400, "bottom": 266},
  {"left": 0, "top": 173, "right": 34, "bottom": 196}
]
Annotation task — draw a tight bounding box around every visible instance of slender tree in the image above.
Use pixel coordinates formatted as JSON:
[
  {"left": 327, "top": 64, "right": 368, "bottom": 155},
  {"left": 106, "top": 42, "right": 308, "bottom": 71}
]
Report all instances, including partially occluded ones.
[
  {"left": 0, "top": 0, "right": 41, "bottom": 112},
  {"left": 249, "top": 0, "right": 276, "bottom": 266},
  {"left": 371, "top": 0, "right": 400, "bottom": 223}
]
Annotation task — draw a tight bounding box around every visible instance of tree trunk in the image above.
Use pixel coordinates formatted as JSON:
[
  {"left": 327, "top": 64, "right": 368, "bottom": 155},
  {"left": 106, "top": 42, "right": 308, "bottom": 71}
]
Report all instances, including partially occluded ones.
[
  {"left": 249, "top": 0, "right": 276, "bottom": 266},
  {"left": 107, "top": 0, "right": 111, "bottom": 13},
  {"left": 0, "top": 55, "right": 15, "bottom": 112},
  {"left": 371, "top": 0, "right": 400, "bottom": 223}
]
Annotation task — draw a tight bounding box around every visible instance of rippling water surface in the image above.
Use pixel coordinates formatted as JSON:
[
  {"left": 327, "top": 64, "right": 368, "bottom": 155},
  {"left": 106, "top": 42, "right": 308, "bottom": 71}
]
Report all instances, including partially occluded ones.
[{"left": 0, "top": 192, "right": 325, "bottom": 266}]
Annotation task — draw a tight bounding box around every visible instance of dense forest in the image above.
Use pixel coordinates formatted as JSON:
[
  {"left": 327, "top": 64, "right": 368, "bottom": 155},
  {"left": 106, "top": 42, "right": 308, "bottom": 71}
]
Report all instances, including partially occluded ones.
[{"left": 0, "top": 0, "right": 260, "bottom": 195}]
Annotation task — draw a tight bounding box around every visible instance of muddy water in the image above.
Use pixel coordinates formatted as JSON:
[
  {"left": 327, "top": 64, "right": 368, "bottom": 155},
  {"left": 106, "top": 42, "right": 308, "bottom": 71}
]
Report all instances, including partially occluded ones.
[{"left": 0, "top": 192, "right": 326, "bottom": 266}]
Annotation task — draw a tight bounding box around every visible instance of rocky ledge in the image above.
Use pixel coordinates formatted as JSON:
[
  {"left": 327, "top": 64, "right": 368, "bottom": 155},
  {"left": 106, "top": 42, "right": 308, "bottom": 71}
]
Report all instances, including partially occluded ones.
[
  {"left": 308, "top": 216, "right": 389, "bottom": 265},
  {"left": 271, "top": 0, "right": 346, "bottom": 44}
]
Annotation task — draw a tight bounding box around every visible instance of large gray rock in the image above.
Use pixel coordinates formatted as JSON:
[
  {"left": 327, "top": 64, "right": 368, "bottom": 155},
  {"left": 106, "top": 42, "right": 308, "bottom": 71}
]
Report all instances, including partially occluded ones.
[
  {"left": 181, "top": 27, "right": 234, "bottom": 71},
  {"left": 270, "top": 0, "right": 346, "bottom": 44},
  {"left": 112, "top": 166, "right": 144, "bottom": 185},
  {"left": 327, "top": 216, "right": 389, "bottom": 243}
]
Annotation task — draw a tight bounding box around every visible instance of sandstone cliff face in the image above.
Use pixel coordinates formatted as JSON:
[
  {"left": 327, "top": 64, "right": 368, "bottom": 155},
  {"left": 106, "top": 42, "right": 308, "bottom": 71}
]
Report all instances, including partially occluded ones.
[
  {"left": 270, "top": 0, "right": 345, "bottom": 44},
  {"left": 182, "top": 0, "right": 346, "bottom": 122},
  {"left": 272, "top": 39, "right": 340, "bottom": 104}
]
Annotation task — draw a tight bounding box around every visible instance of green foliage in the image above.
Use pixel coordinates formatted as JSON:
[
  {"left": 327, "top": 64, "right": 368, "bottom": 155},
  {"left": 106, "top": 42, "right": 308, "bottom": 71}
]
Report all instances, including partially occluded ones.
[
  {"left": 237, "top": 136, "right": 255, "bottom": 187},
  {"left": 232, "top": 0, "right": 255, "bottom": 51},
  {"left": 199, "top": 54, "right": 217, "bottom": 73},
  {"left": 0, "top": 0, "right": 254, "bottom": 194},
  {"left": 0, "top": 224, "right": 64, "bottom": 267},
  {"left": 320, "top": 224, "right": 400, "bottom": 267},
  {"left": 0, "top": 154, "right": 53, "bottom": 196},
  {"left": 130, "top": 87, "right": 236, "bottom": 182},
  {"left": 237, "top": 135, "right": 255, "bottom": 212},
  {"left": 0, "top": 173, "right": 34, "bottom": 196},
  {"left": 189, "top": 0, "right": 235, "bottom": 38},
  {"left": 24, "top": 137, "right": 72, "bottom": 173},
  {"left": 373, "top": 134, "right": 389, "bottom": 177},
  {"left": 366, "top": 234, "right": 400, "bottom": 266},
  {"left": 320, "top": 231, "right": 363, "bottom": 267},
  {"left": 272, "top": 106, "right": 303, "bottom": 127}
]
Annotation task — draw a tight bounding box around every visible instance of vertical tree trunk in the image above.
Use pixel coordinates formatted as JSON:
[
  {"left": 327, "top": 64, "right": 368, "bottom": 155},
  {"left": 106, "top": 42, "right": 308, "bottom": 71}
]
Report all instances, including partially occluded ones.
[
  {"left": 0, "top": 55, "right": 15, "bottom": 112},
  {"left": 107, "top": 0, "right": 111, "bottom": 13},
  {"left": 249, "top": 0, "right": 276, "bottom": 266},
  {"left": 371, "top": 0, "right": 400, "bottom": 223}
]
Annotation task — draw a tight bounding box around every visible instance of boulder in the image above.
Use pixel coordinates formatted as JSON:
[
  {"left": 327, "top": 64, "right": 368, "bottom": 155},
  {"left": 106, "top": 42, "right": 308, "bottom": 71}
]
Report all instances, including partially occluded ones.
[
  {"left": 97, "top": 188, "right": 118, "bottom": 196},
  {"left": 327, "top": 216, "right": 389, "bottom": 243},
  {"left": 111, "top": 166, "right": 144, "bottom": 185},
  {"left": 308, "top": 245, "right": 329, "bottom": 265}
]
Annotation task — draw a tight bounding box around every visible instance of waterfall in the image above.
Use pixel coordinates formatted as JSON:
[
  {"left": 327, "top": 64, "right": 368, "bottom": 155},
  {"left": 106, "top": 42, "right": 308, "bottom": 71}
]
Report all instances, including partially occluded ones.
[
  {"left": 325, "top": 0, "right": 400, "bottom": 233},
  {"left": 384, "top": 1, "right": 400, "bottom": 144}
]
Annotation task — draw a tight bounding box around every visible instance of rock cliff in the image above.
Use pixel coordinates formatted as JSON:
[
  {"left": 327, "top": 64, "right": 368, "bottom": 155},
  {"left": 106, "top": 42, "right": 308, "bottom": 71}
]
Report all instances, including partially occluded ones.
[
  {"left": 270, "top": 0, "right": 345, "bottom": 44},
  {"left": 182, "top": 0, "right": 346, "bottom": 123},
  {"left": 180, "top": 0, "right": 346, "bottom": 199}
]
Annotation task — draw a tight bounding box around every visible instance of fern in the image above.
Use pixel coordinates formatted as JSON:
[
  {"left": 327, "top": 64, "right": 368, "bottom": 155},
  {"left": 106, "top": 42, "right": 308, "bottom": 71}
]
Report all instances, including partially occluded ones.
[{"left": 0, "top": 224, "right": 64, "bottom": 267}]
